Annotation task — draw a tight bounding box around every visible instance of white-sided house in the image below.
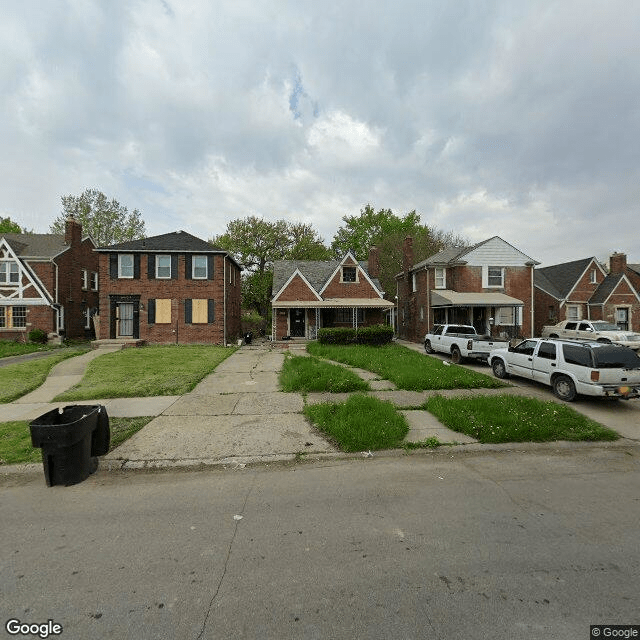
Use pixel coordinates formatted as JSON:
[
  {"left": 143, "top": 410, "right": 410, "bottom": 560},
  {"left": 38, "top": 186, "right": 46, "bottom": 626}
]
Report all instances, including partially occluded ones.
[{"left": 271, "top": 249, "right": 394, "bottom": 340}]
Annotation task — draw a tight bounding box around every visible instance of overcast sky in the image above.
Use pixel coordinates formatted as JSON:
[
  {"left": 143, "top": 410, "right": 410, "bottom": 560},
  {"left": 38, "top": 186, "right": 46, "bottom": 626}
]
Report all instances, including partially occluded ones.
[{"left": 2, "top": 0, "right": 639, "bottom": 267}]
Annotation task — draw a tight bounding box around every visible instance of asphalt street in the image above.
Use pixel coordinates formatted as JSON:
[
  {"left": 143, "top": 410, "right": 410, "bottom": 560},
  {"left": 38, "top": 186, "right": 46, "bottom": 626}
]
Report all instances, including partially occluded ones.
[{"left": 2, "top": 445, "right": 639, "bottom": 640}]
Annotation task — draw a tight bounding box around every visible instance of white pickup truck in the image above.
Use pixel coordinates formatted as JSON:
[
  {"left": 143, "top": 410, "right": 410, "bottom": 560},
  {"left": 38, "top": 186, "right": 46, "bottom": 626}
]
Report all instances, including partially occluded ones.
[
  {"left": 541, "top": 320, "right": 640, "bottom": 351},
  {"left": 424, "top": 324, "right": 509, "bottom": 363},
  {"left": 488, "top": 337, "right": 640, "bottom": 401}
]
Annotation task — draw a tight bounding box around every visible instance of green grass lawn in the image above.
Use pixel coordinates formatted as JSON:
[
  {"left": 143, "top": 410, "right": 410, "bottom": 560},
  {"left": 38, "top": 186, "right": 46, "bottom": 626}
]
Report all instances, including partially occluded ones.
[
  {"left": 0, "top": 340, "right": 61, "bottom": 358},
  {"left": 280, "top": 355, "right": 369, "bottom": 393},
  {"left": 0, "top": 349, "right": 90, "bottom": 404},
  {"left": 0, "top": 416, "right": 154, "bottom": 466},
  {"left": 54, "top": 345, "right": 236, "bottom": 400},
  {"left": 304, "top": 394, "right": 409, "bottom": 451},
  {"left": 424, "top": 395, "right": 619, "bottom": 444},
  {"left": 307, "top": 342, "right": 505, "bottom": 391}
]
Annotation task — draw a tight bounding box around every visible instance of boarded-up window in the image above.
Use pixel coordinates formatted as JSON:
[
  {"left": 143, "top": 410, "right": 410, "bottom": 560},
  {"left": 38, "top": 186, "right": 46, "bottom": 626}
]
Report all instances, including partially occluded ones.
[
  {"left": 156, "top": 299, "right": 172, "bottom": 324},
  {"left": 192, "top": 299, "right": 208, "bottom": 324}
]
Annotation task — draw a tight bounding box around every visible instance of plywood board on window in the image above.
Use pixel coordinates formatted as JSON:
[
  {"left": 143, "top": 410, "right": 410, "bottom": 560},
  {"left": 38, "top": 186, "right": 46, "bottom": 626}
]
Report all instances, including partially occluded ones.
[
  {"left": 192, "top": 299, "right": 208, "bottom": 323},
  {"left": 156, "top": 299, "right": 172, "bottom": 323}
]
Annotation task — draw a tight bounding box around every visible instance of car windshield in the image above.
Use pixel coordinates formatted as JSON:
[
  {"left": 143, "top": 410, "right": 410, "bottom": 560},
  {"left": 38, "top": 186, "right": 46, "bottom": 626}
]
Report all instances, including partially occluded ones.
[
  {"left": 590, "top": 322, "right": 622, "bottom": 331},
  {"left": 592, "top": 345, "right": 640, "bottom": 369}
]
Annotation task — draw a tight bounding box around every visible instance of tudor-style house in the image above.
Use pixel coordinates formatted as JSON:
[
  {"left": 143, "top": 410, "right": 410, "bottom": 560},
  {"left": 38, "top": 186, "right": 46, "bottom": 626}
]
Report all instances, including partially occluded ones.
[
  {"left": 94, "top": 231, "right": 241, "bottom": 345},
  {"left": 0, "top": 217, "right": 99, "bottom": 340},
  {"left": 397, "top": 236, "right": 539, "bottom": 342},
  {"left": 534, "top": 252, "right": 640, "bottom": 334},
  {"left": 271, "top": 248, "right": 394, "bottom": 340}
]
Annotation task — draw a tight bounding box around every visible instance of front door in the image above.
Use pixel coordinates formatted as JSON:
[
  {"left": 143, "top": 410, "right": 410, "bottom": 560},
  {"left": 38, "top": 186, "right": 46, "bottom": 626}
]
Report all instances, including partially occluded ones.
[
  {"left": 118, "top": 303, "right": 134, "bottom": 337},
  {"left": 616, "top": 308, "right": 629, "bottom": 331},
  {"left": 290, "top": 309, "right": 305, "bottom": 337}
]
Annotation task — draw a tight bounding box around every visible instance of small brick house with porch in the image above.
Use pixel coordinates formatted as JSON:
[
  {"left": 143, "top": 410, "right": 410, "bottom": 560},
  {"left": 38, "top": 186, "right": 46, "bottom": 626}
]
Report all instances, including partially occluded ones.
[
  {"left": 397, "top": 236, "right": 539, "bottom": 343},
  {"left": 271, "top": 249, "right": 394, "bottom": 340},
  {"left": 94, "top": 231, "right": 241, "bottom": 345},
  {"left": 534, "top": 252, "right": 640, "bottom": 334},
  {"left": 0, "top": 217, "right": 99, "bottom": 340}
]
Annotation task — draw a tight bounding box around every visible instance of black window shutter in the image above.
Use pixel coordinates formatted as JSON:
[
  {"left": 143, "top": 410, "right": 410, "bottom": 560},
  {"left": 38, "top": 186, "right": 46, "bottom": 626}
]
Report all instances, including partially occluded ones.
[
  {"left": 147, "top": 254, "right": 155, "bottom": 279},
  {"left": 208, "top": 255, "right": 215, "bottom": 280},
  {"left": 171, "top": 255, "right": 178, "bottom": 279},
  {"left": 208, "top": 299, "right": 215, "bottom": 323},
  {"left": 109, "top": 254, "right": 118, "bottom": 279},
  {"left": 185, "top": 254, "right": 192, "bottom": 279},
  {"left": 133, "top": 254, "right": 141, "bottom": 279},
  {"left": 184, "top": 299, "right": 192, "bottom": 324},
  {"left": 148, "top": 299, "right": 156, "bottom": 324}
]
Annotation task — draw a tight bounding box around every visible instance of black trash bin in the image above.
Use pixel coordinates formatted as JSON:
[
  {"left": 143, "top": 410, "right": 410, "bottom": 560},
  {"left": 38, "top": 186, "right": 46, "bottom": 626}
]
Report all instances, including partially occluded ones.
[
  {"left": 30, "top": 405, "right": 110, "bottom": 487},
  {"left": 244, "top": 331, "right": 253, "bottom": 345}
]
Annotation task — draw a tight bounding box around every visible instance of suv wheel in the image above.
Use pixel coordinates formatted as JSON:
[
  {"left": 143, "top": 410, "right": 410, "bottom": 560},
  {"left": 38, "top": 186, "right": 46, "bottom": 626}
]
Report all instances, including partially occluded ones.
[
  {"left": 491, "top": 358, "right": 508, "bottom": 379},
  {"left": 553, "top": 375, "right": 577, "bottom": 402}
]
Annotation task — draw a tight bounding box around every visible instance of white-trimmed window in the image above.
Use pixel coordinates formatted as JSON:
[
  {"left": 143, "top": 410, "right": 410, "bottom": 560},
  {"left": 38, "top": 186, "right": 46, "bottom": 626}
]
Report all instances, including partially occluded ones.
[
  {"left": 156, "top": 255, "right": 171, "bottom": 279},
  {"left": 341, "top": 266, "right": 357, "bottom": 283},
  {"left": 411, "top": 273, "right": 417, "bottom": 292},
  {"left": 566, "top": 305, "right": 581, "bottom": 321},
  {"left": 590, "top": 269, "right": 597, "bottom": 284},
  {"left": 434, "top": 268, "right": 446, "bottom": 289},
  {"left": 84, "top": 308, "right": 92, "bottom": 329},
  {"left": 487, "top": 267, "right": 504, "bottom": 287},
  {"left": 82, "top": 269, "right": 88, "bottom": 290},
  {"left": 0, "top": 261, "right": 19, "bottom": 284},
  {"left": 91, "top": 272, "right": 98, "bottom": 291},
  {"left": 0, "top": 305, "right": 27, "bottom": 329},
  {"left": 118, "top": 254, "right": 134, "bottom": 278},
  {"left": 192, "top": 255, "right": 208, "bottom": 279}
]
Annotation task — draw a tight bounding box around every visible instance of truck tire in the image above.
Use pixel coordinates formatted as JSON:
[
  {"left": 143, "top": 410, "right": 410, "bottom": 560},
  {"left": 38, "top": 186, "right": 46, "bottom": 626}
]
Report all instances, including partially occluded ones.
[
  {"left": 424, "top": 340, "right": 434, "bottom": 354},
  {"left": 549, "top": 333, "right": 559, "bottom": 339},
  {"left": 450, "top": 346, "right": 463, "bottom": 364},
  {"left": 553, "top": 375, "right": 577, "bottom": 402},
  {"left": 491, "top": 358, "right": 508, "bottom": 379}
]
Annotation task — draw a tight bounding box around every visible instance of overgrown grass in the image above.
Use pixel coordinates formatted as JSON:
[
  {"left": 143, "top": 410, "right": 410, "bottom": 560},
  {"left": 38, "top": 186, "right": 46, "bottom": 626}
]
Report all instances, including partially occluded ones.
[
  {"left": 0, "top": 349, "right": 90, "bottom": 404},
  {"left": 304, "top": 394, "right": 409, "bottom": 451},
  {"left": 0, "top": 416, "right": 155, "bottom": 465},
  {"left": 307, "top": 342, "right": 505, "bottom": 391},
  {"left": 280, "top": 355, "right": 369, "bottom": 393},
  {"left": 55, "top": 345, "right": 236, "bottom": 400},
  {"left": 424, "top": 395, "right": 619, "bottom": 443},
  {"left": 0, "top": 341, "right": 61, "bottom": 358}
]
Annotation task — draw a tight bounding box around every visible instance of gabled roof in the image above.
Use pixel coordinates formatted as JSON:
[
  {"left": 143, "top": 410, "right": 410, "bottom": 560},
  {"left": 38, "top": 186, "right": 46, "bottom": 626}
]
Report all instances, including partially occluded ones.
[
  {"left": 272, "top": 253, "right": 384, "bottom": 301},
  {"left": 1, "top": 233, "right": 68, "bottom": 259},
  {"left": 589, "top": 273, "right": 624, "bottom": 304},
  {"left": 96, "top": 231, "right": 226, "bottom": 254},
  {"left": 534, "top": 258, "right": 598, "bottom": 299},
  {"left": 628, "top": 263, "right": 640, "bottom": 277}
]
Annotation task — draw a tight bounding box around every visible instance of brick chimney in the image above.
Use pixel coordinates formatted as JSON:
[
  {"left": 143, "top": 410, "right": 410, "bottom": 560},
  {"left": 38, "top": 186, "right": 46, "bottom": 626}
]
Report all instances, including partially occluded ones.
[
  {"left": 402, "top": 236, "right": 414, "bottom": 276},
  {"left": 610, "top": 252, "right": 627, "bottom": 274},
  {"left": 65, "top": 215, "right": 82, "bottom": 246},
  {"left": 368, "top": 246, "right": 380, "bottom": 278}
]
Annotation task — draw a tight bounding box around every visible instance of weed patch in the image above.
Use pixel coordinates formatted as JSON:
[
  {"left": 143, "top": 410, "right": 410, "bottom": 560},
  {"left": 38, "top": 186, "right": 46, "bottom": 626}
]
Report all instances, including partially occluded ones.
[
  {"left": 304, "top": 394, "right": 409, "bottom": 451},
  {"left": 423, "top": 395, "right": 618, "bottom": 443}
]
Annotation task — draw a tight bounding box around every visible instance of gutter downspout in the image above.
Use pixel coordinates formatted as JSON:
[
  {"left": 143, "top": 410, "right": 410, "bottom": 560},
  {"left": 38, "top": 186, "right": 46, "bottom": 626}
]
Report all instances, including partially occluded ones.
[
  {"left": 530, "top": 265, "right": 535, "bottom": 337},
  {"left": 223, "top": 255, "right": 227, "bottom": 347}
]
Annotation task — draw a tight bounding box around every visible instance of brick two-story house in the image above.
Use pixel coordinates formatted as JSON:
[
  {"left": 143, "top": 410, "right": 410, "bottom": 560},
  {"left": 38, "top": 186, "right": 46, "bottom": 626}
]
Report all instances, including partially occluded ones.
[
  {"left": 534, "top": 252, "right": 640, "bottom": 334},
  {"left": 397, "top": 236, "right": 539, "bottom": 342},
  {"left": 271, "top": 249, "right": 394, "bottom": 340},
  {"left": 94, "top": 231, "right": 241, "bottom": 345},
  {"left": 0, "top": 216, "right": 99, "bottom": 340}
]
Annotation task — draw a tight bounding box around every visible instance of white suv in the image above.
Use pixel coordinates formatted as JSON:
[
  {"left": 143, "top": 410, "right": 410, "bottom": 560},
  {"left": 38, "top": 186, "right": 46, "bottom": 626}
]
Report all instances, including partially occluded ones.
[{"left": 488, "top": 338, "right": 640, "bottom": 401}]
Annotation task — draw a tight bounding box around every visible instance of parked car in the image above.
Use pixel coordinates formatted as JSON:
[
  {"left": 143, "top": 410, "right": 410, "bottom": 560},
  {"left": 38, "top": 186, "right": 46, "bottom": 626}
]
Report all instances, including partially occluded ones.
[
  {"left": 541, "top": 320, "right": 640, "bottom": 351},
  {"left": 424, "top": 324, "right": 509, "bottom": 363},
  {"left": 488, "top": 338, "right": 640, "bottom": 401}
]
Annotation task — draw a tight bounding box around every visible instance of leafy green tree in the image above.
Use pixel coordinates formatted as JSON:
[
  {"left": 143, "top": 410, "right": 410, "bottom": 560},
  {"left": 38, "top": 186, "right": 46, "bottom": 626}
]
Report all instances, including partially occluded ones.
[
  {"left": 0, "top": 216, "right": 26, "bottom": 234},
  {"left": 211, "top": 216, "right": 331, "bottom": 316},
  {"left": 49, "top": 188, "right": 146, "bottom": 246},
  {"left": 332, "top": 204, "right": 467, "bottom": 296}
]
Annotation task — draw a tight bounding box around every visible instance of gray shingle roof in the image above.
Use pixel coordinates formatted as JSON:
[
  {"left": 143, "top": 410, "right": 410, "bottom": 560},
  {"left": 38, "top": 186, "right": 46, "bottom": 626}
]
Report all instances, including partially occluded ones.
[
  {"left": 589, "top": 273, "right": 624, "bottom": 304},
  {"left": 534, "top": 258, "right": 595, "bottom": 299},
  {"left": 2, "top": 233, "right": 68, "bottom": 258},
  {"left": 96, "top": 231, "right": 226, "bottom": 254}
]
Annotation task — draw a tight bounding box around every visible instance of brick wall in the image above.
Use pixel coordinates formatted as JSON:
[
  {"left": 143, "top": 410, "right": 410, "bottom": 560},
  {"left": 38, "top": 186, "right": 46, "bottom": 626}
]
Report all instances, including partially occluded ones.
[
  {"left": 97, "top": 253, "right": 240, "bottom": 344},
  {"left": 276, "top": 275, "right": 320, "bottom": 302}
]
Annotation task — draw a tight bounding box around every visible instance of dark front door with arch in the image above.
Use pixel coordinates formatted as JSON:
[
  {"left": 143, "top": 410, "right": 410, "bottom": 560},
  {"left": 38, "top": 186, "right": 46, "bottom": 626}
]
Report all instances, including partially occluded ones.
[{"left": 290, "top": 309, "right": 305, "bottom": 337}]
